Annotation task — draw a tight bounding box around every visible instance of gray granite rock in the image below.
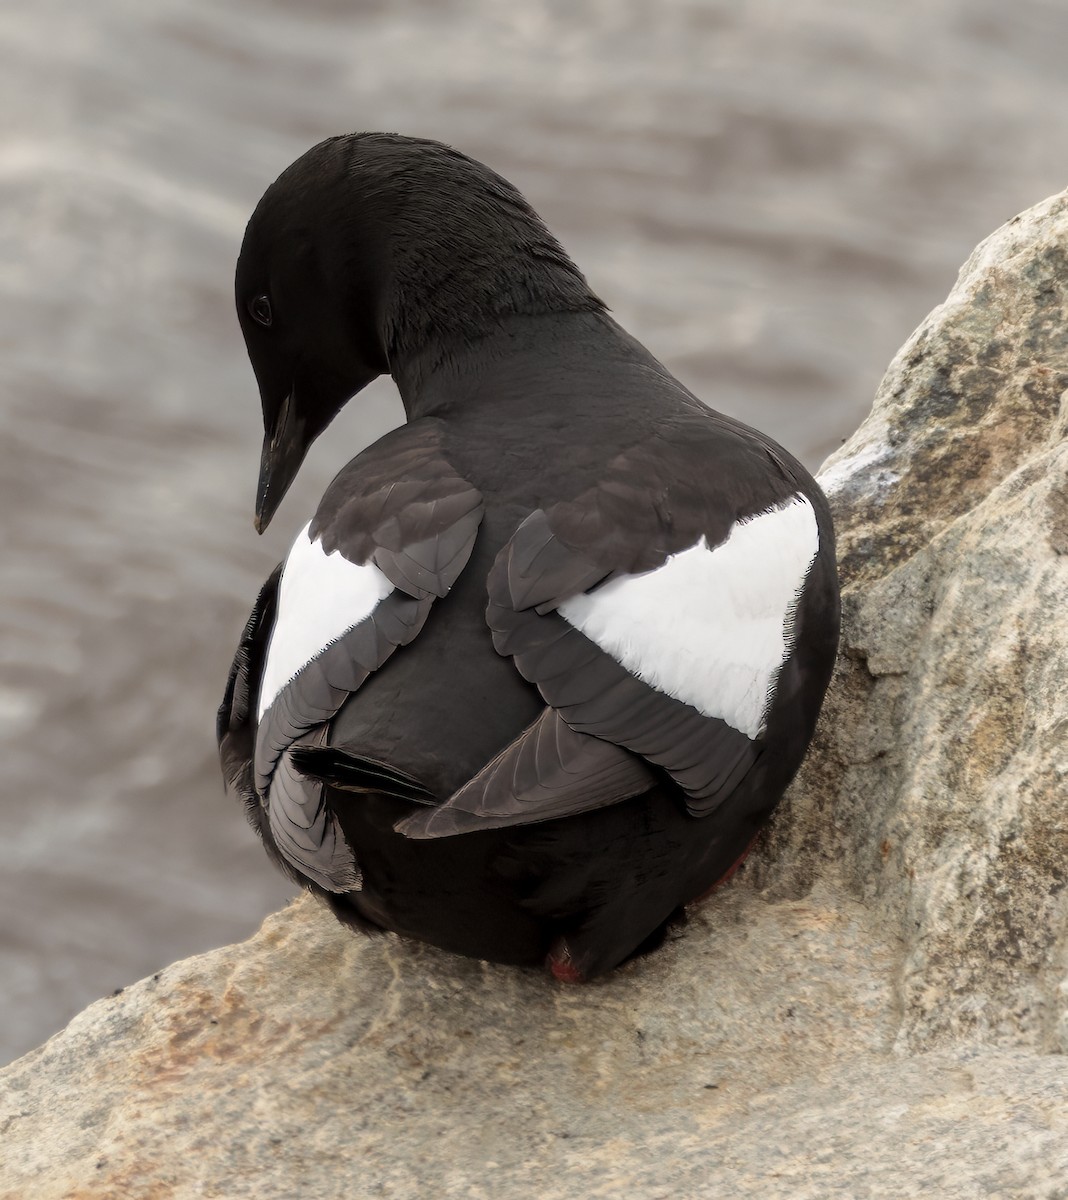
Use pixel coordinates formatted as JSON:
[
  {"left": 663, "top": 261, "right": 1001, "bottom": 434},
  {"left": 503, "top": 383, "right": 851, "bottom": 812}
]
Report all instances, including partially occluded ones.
[
  {"left": 762, "top": 188, "right": 1068, "bottom": 1053},
  {"left": 3, "top": 192, "right": 1068, "bottom": 1198}
]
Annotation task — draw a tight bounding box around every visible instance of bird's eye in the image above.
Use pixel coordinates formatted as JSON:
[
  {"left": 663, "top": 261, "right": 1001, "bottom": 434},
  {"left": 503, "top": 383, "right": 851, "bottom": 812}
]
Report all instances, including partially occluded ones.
[{"left": 249, "top": 295, "right": 273, "bottom": 327}]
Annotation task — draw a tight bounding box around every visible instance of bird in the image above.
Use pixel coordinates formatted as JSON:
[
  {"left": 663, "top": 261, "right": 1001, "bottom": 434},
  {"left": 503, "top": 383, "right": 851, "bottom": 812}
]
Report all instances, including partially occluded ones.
[{"left": 217, "top": 132, "right": 840, "bottom": 982}]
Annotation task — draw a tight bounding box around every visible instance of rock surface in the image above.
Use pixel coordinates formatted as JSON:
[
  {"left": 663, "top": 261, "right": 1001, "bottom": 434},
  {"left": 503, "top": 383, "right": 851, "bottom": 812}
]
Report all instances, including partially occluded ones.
[
  {"left": 764, "top": 188, "right": 1068, "bottom": 1053},
  {"left": 3, "top": 893, "right": 1068, "bottom": 1200},
  {"left": 3, "top": 192, "right": 1068, "bottom": 1198}
]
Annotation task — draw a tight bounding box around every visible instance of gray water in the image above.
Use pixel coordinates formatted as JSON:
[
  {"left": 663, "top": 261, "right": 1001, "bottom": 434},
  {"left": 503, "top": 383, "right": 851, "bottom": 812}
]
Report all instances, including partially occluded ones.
[{"left": 4, "top": 0, "right": 1068, "bottom": 1065}]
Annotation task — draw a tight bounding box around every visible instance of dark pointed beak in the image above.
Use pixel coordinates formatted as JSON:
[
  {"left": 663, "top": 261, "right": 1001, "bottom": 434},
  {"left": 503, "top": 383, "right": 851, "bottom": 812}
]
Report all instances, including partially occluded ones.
[{"left": 254, "top": 391, "right": 309, "bottom": 533}]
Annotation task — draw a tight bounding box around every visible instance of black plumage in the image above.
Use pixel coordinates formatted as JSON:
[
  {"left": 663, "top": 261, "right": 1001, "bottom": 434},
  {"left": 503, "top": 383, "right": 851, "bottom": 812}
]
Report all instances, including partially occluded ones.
[{"left": 217, "top": 132, "right": 840, "bottom": 980}]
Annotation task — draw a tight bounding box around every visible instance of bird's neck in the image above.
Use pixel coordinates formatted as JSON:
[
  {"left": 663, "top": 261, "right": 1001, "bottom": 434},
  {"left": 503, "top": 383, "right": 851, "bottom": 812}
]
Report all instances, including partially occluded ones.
[{"left": 391, "top": 310, "right": 661, "bottom": 425}]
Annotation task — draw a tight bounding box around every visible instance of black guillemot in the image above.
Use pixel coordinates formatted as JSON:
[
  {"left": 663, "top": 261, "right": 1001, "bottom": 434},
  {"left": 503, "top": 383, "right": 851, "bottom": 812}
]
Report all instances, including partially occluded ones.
[{"left": 217, "top": 132, "right": 840, "bottom": 981}]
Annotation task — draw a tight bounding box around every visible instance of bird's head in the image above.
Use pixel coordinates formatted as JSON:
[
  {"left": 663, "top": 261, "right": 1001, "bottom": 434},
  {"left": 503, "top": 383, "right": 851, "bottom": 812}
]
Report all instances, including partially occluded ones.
[
  {"left": 235, "top": 132, "right": 602, "bottom": 531},
  {"left": 236, "top": 136, "right": 392, "bottom": 532}
]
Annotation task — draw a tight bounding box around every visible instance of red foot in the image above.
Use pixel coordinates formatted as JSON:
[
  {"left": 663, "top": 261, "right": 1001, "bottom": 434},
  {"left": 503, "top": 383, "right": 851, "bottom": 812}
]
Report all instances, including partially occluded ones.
[
  {"left": 691, "top": 834, "right": 760, "bottom": 904},
  {"left": 546, "top": 939, "right": 587, "bottom": 983}
]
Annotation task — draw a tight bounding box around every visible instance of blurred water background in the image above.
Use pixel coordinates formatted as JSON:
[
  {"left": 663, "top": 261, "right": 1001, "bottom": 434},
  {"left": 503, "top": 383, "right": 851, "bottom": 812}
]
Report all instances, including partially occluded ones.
[{"left": 3, "top": 0, "right": 1068, "bottom": 1064}]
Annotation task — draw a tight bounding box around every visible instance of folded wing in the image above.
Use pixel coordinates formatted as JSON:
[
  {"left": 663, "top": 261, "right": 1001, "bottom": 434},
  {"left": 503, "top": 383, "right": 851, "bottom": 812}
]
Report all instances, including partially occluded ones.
[
  {"left": 401, "top": 436, "right": 821, "bottom": 838},
  {"left": 219, "top": 419, "right": 483, "bottom": 889}
]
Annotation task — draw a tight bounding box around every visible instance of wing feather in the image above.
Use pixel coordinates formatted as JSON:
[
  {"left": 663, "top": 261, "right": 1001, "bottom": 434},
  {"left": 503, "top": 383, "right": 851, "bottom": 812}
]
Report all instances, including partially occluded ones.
[
  {"left": 220, "top": 418, "right": 482, "bottom": 888},
  {"left": 408, "top": 451, "right": 817, "bottom": 836},
  {"left": 398, "top": 709, "right": 657, "bottom": 838}
]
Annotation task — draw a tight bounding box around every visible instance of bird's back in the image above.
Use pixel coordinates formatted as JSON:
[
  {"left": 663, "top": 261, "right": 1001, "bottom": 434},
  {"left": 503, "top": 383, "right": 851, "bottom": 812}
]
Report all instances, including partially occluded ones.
[{"left": 325, "top": 310, "right": 822, "bottom": 798}]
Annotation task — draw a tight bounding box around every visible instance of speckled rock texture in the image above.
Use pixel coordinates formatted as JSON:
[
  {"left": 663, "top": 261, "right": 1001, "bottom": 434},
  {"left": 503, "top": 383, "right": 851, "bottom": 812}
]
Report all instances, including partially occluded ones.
[
  {"left": 3, "top": 193, "right": 1068, "bottom": 1198},
  {"left": 3, "top": 894, "right": 1067, "bottom": 1200},
  {"left": 763, "top": 187, "right": 1068, "bottom": 1053}
]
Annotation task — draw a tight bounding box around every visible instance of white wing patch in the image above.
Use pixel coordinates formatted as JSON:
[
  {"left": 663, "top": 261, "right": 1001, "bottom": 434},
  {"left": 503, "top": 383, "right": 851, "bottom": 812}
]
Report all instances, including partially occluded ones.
[
  {"left": 557, "top": 495, "right": 820, "bottom": 739},
  {"left": 258, "top": 522, "right": 394, "bottom": 719}
]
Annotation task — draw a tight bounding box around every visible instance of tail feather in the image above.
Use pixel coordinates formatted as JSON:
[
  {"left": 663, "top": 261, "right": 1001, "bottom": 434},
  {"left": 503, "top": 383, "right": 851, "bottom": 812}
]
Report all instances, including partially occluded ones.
[{"left": 288, "top": 746, "right": 437, "bottom": 806}]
